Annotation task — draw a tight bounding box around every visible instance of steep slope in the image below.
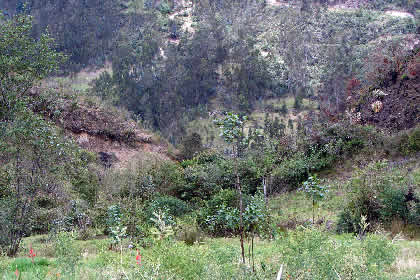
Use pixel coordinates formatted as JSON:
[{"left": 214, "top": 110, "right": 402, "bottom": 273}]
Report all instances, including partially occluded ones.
[
  {"left": 29, "top": 81, "right": 175, "bottom": 169},
  {"left": 349, "top": 45, "right": 420, "bottom": 131}
]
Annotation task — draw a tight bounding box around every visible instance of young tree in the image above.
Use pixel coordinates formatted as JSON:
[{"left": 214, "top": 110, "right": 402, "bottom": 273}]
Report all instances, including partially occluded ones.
[
  {"left": 214, "top": 112, "right": 248, "bottom": 263},
  {"left": 300, "top": 174, "right": 329, "bottom": 224}
]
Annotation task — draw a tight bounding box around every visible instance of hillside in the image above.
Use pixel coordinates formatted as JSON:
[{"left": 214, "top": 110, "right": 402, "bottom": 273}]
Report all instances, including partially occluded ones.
[
  {"left": 349, "top": 46, "right": 420, "bottom": 131},
  {"left": 0, "top": 1, "right": 419, "bottom": 279},
  {"left": 30, "top": 76, "right": 175, "bottom": 168}
]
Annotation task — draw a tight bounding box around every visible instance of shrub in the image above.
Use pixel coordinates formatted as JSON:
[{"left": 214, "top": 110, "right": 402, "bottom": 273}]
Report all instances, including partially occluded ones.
[
  {"left": 272, "top": 155, "right": 309, "bottom": 191},
  {"left": 179, "top": 132, "right": 204, "bottom": 160},
  {"left": 144, "top": 195, "right": 191, "bottom": 224},
  {"left": 54, "top": 231, "right": 81, "bottom": 277},
  {"left": 198, "top": 190, "right": 269, "bottom": 237},
  {"left": 181, "top": 163, "right": 225, "bottom": 201},
  {"left": 337, "top": 161, "right": 420, "bottom": 234},
  {"left": 158, "top": 1, "right": 172, "bottom": 14},
  {"left": 175, "top": 217, "right": 204, "bottom": 245},
  {"left": 399, "top": 126, "right": 420, "bottom": 155},
  {"left": 151, "top": 162, "right": 186, "bottom": 195}
]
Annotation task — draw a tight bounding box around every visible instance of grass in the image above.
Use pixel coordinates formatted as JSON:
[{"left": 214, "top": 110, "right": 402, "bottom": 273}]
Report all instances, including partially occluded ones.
[
  {"left": 268, "top": 176, "right": 348, "bottom": 228},
  {"left": 1, "top": 231, "right": 419, "bottom": 279},
  {"left": 395, "top": 240, "right": 420, "bottom": 276}
]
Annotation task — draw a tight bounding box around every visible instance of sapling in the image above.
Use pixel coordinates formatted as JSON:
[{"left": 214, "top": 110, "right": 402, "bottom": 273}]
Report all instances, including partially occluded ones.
[
  {"left": 214, "top": 112, "right": 248, "bottom": 263},
  {"left": 300, "top": 174, "right": 329, "bottom": 224}
]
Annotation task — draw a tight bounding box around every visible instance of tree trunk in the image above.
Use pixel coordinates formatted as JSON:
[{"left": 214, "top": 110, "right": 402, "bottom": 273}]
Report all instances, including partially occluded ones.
[
  {"left": 234, "top": 146, "right": 245, "bottom": 264},
  {"left": 237, "top": 170, "right": 245, "bottom": 263},
  {"left": 263, "top": 177, "right": 268, "bottom": 205}
]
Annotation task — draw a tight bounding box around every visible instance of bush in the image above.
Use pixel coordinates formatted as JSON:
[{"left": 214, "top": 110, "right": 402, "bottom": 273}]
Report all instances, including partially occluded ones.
[
  {"left": 144, "top": 196, "right": 191, "bottom": 225},
  {"left": 54, "top": 231, "right": 81, "bottom": 277},
  {"left": 399, "top": 126, "right": 420, "bottom": 155},
  {"left": 158, "top": 1, "right": 172, "bottom": 14},
  {"left": 180, "top": 163, "right": 225, "bottom": 201},
  {"left": 151, "top": 162, "right": 186, "bottom": 195},
  {"left": 198, "top": 190, "right": 269, "bottom": 237},
  {"left": 337, "top": 160, "right": 420, "bottom": 234},
  {"left": 272, "top": 155, "right": 309, "bottom": 191},
  {"left": 175, "top": 217, "right": 204, "bottom": 245}
]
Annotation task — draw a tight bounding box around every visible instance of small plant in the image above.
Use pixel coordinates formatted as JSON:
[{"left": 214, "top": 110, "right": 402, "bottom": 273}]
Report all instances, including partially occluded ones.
[
  {"left": 358, "top": 214, "right": 370, "bottom": 240},
  {"left": 136, "top": 250, "right": 142, "bottom": 266},
  {"left": 150, "top": 210, "right": 174, "bottom": 241},
  {"left": 214, "top": 112, "right": 248, "bottom": 263},
  {"left": 300, "top": 174, "right": 329, "bottom": 224},
  {"left": 28, "top": 247, "right": 36, "bottom": 264},
  {"left": 158, "top": 1, "right": 172, "bottom": 14},
  {"left": 106, "top": 205, "right": 125, "bottom": 249},
  {"left": 54, "top": 231, "right": 81, "bottom": 278}
]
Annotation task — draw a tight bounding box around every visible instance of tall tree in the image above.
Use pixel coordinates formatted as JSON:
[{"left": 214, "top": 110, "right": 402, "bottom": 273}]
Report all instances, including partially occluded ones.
[{"left": 0, "top": 12, "right": 72, "bottom": 256}]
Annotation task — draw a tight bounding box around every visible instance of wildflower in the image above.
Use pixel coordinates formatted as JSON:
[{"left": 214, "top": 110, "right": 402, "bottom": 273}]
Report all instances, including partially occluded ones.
[
  {"left": 15, "top": 268, "right": 19, "bottom": 278},
  {"left": 28, "top": 247, "right": 36, "bottom": 263},
  {"left": 136, "top": 250, "right": 142, "bottom": 266}
]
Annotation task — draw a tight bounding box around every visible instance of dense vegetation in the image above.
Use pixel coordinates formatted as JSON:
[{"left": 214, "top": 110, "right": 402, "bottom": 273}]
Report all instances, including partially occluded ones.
[{"left": 0, "top": 0, "right": 419, "bottom": 279}]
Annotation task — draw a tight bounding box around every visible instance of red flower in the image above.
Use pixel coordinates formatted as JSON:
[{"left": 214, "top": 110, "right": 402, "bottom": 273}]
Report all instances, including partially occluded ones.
[
  {"left": 136, "top": 250, "right": 142, "bottom": 266},
  {"left": 28, "top": 247, "right": 36, "bottom": 263},
  {"left": 15, "top": 268, "right": 19, "bottom": 278}
]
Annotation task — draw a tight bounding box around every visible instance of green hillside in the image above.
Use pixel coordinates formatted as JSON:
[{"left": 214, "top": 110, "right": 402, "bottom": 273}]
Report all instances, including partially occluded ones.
[{"left": 0, "top": 1, "right": 419, "bottom": 279}]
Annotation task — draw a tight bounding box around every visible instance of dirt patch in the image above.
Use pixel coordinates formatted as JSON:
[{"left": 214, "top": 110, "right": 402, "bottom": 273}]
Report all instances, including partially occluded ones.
[
  {"left": 351, "top": 47, "right": 420, "bottom": 131},
  {"left": 30, "top": 85, "right": 175, "bottom": 168},
  {"left": 74, "top": 132, "right": 170, "bottom": 169}
]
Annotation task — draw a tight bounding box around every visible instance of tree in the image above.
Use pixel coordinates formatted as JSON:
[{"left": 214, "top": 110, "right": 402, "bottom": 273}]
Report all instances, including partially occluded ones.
[
  {"left": 0, "top": 12, "right": 63, "bottom": 120},
  {"left": 180, "top": 132, "right": 203, "bottom": 160},
  {"left": 0, "top": 12, "right": 68, "bottom": 256},
  {"left": 300, "top": 174, "right": 329, "bottom": 224},
  {"left": 214, "top": 112, "right": 248, "bottom": 263}
]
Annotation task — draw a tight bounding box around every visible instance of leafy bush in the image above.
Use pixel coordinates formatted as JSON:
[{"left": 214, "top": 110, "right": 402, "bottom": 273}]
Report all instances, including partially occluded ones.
[
  {"left": 54, "top": 231, "right": 81, "bottom": 277},
  {"left": 181, "top": 163, "right": 225, "bottom": 201},
  {"left": 175, "top": 217, "right": 204, "bottom": 245},
  {"left": 337, "top": 161, "right": 420, "bottom": 234},
  {"left": 272, "top": 155, "right": 309, "bottom": 191},
  {"left": 158, "top": 1, "right": 172, "bottom": 14},
  {"left": 399, "top": 126, "right": 420, "bottom": 155},
  {"left": 300, "top": 175, "right": 329, "bottom": 224},
  {"left": 199, "top": 190, "right": 269, "bottom": 237},
  {"left": 144, "top": 195, "right": 191, "bottom": 224},
  {"left": 151, "top": 162, "right": 186, "bottom": 195}
]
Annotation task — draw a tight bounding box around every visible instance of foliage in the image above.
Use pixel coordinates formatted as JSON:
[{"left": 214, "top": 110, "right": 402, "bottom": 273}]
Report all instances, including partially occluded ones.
[
  {"left": 337, "top": 160, "right": 420, "bottom": 234},
  {"left": 300, "top": 175, "right": 329, "bottom": 203},
  {"left": 199, "top": 190, "right": 269, "bottom": 238},
  {"left": 278, "top": 227, "right": 398, "bottom": 280},
  {"left": 26, "top": 0, "right": 120, "bottom": 71},
  {"left": 150, "top": 211, "right": 174, "bottom": 241},
  {"left": 214, "top": 113, "right": 248, "bottom": 146},
  {"left": 399, "top": 126, "right": 420, "bottom": 155},
  {"left": 54, "top": 231, "right": 81, "bottom": 277},
  {"left": 106, "top": 205, "right": 127, "bottom": 247},
  {"left": 0, "top": 12, "right": 94, "bottom": 257},
  {"left": 300, "top": 174, "right": 329, "bottom": 224},
  {"left": 180, "top": 132, "right": 204, "bottom": 160},
  {"left": 0, "top": 12, "right": 63, "bottom": 119},
  {"left": 175, "top": 217, "right": 204, "bottom": 246},
  {"left": 150, "top": 162, "right": 186, "bottom": 194},
  {"left": 144, "top": 195, "right": 191, "bottom": 222}
]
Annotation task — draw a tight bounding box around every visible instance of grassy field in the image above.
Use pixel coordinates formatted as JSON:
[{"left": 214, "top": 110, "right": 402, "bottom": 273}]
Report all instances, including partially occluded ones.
[{"left": 1, "top": 231, "right": 418, "bottom": 279}]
